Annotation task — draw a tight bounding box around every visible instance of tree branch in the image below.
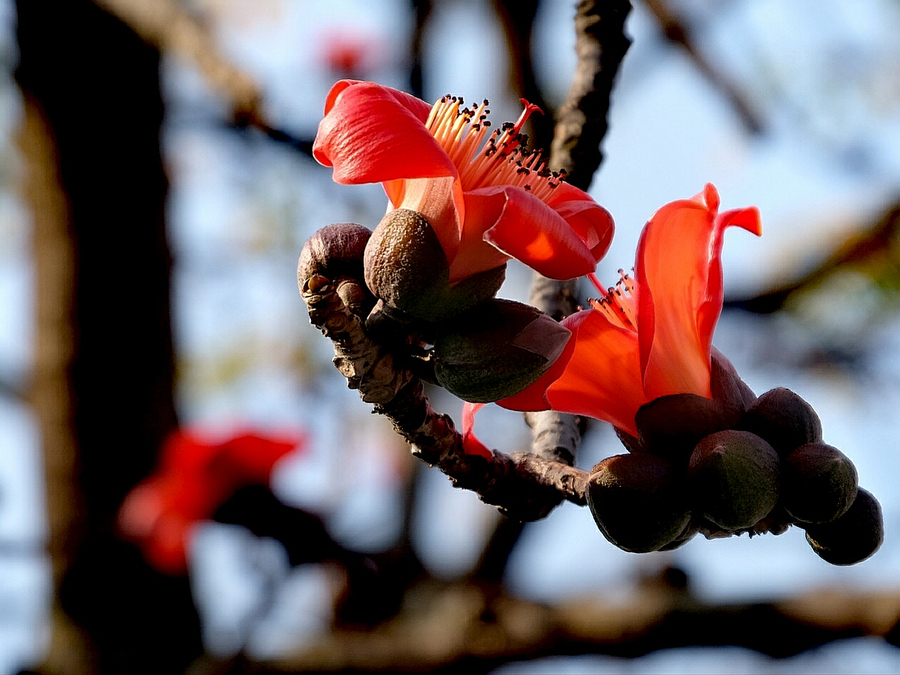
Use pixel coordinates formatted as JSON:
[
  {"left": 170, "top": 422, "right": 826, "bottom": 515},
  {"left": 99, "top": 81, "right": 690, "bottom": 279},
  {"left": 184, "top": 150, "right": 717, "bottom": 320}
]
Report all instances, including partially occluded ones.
[
  {"left": 550, "top": 0, "right": 632, "bottom": 191},
  {"left": 300, "top": 274, "right": 590, "bottom": 521},
  {"left": 520, "top": 0, "right": 633, "bottom": 472},
  {"left": 94, "top": 0, "right": 314, "bottom": 155}
]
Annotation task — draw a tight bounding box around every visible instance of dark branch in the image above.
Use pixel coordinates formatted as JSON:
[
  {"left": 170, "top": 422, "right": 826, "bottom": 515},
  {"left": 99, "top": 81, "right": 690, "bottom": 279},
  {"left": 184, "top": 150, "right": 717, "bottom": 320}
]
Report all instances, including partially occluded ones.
[
  {"left": 300, "top": 274, "right": 590, "bottom": 521},
  {"left": 520, "top": 0, "right": 634, "bottom": 473},
  {"left": 550, "top": 0, "right": 633, "bottom": 191}
]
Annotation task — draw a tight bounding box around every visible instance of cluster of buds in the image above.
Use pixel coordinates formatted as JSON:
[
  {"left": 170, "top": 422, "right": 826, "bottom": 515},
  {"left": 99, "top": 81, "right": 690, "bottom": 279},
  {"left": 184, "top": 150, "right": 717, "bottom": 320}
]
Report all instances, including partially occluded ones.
[{"left": 586, "top": 356, "right": 883, "bottom": 565}]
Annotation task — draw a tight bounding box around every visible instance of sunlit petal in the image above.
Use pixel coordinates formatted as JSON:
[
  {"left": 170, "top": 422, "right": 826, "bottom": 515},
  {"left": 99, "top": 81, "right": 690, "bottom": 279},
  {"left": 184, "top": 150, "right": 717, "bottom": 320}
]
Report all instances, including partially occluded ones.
[
  {"left": 480, "top": 187, "right": 604, "bottom": 281},
  {"left": 314, "top": 81, "right": 456, "bottom": 185},
  {"left": 544, "top": 310, "right": 645, "bottom": 436},
  {"left": 636, "top": 184, "right": 761, "bottom": 401}
]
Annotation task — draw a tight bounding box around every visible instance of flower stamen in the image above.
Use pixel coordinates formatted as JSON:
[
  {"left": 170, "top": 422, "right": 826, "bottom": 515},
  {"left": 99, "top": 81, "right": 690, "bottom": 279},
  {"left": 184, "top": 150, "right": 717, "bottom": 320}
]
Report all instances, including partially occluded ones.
[
  {"left": 425, "top": 95, "right": 562, "bottom": 202},
  {"left": 589, "top": 268, "right": 637, "bottom": 330}
]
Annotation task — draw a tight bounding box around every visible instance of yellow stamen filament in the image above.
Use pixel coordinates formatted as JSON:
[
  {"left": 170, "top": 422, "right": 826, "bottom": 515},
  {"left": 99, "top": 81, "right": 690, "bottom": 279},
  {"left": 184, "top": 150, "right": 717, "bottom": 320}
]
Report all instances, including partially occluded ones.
[
  {"left": 588, "top": 269, "right": 637, "bottom": 331},
  {"left": 425, "top": 95, "right": 566, "bottom": 202}
]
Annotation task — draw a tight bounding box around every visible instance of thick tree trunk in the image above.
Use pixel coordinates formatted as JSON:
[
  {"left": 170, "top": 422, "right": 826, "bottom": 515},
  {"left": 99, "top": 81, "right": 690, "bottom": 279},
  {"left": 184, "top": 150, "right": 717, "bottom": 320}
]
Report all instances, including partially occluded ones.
[{"left": 16, "top": 1, "right": 202, "bottom": 672}]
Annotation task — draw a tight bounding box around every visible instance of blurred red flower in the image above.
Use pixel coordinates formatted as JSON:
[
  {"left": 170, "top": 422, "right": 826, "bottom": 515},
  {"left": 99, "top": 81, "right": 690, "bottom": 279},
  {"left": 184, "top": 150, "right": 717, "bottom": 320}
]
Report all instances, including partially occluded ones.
[
  {"left": 313, "top": 80, "right": 614, "bottom": 284},
  {"left": 118, "top": 428, "right": 304, "bottom": 574}
]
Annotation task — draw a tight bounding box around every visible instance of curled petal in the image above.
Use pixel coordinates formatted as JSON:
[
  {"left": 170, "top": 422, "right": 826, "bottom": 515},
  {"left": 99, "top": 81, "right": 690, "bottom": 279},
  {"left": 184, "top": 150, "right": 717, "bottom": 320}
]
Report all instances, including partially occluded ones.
[
  {"left": 636, "top": 184, "right": 761, "bottom": 401},
  {"left": 546, "top": 182, "right": 614, "bottom": 262},
  {"left": 476, "top": 187, "right": 608, "bottom": 282},
  {"left": 314, "top": 80, "right": 456, "bottom": 185}
]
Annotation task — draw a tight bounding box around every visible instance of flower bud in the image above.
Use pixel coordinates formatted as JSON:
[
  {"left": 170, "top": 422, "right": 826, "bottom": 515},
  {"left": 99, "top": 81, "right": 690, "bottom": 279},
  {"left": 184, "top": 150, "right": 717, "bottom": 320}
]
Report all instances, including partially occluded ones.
[
  {"left": 781, "top": 442, "right": 858, "bottom": 525},
  {"left": 298, "top": 222, "right": 372, "bottom": 288},
  {"left": 433, "top": 299, "right": 571, "bottom": 402},
  {"left": 710, "top": 349, "right": 756, "bottom": 412},
  {"left": 803, "top": 488, "right": 883, "bottom": 565},
  {"left": 363, "top": 209, "right": 505, "bottom": 323},
  {"left": 586, "top": 453, "right": 691, "bottom": 553},
  {"left": 741, "top": 387, "right": 822, "bottom": 457},
  {"left": 657, "top": 520, "right": 700, "bottom": 551},
  {"left": 635, "top": 394, "right": 741, "bottom": 461},
  {"left": 688, "top": 430, "right": 780, "bottom": 531}
]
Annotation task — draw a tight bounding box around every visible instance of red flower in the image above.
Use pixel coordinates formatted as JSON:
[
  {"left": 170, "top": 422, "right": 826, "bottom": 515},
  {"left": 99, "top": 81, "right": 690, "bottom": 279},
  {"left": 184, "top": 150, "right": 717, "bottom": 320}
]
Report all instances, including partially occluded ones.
[
  {"left": 118, "top": 428, "right": 304, "bottom": 574},
  {"left": 313, "top": 80, "right": 614, "bottom": 284},
  {"left": 478, "top": 184, "right": 761, "bottom": 439}
]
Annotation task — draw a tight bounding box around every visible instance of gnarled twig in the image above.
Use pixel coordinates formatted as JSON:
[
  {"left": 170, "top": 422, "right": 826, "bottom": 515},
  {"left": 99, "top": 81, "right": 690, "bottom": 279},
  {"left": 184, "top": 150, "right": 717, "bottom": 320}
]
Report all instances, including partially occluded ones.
[{"left": 301, "top": 274, "right": 589, "bottom": 521}]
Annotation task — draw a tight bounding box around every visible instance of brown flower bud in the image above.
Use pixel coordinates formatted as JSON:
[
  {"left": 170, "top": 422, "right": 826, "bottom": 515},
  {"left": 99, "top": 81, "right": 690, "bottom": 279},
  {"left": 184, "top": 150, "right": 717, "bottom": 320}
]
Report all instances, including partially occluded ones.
[
  {"left": 781, "top": 442, "right": 858, "bottom": 524},
  {"left": 741, "top": 387, "right": 823, "bottom": 457},
  {"left": 433, "top": 299, "right": 570, "bottom": 402},
  {"left": 635, "top": 394, "right": 741, "bottom": 462},
  {"left": 657, "top": 519, "right": 700, "bottom": 551},
  {"left": 688, "top": 430, "right": 780, "bottom": 531},
  {"left": 297, "top": 223, "right": 372, "bottom": 288},
  {"left": 586, "top": 453, "right": 691, "bottom": 553},
  {"left": 710, "top": 349, "right": 756, "bottom": 412},
  {"left": 363, "top": 209, "right": 505, "bottom": 323},
  {"left": 803, "top": 488, "right": 883, "bottom": 565}
]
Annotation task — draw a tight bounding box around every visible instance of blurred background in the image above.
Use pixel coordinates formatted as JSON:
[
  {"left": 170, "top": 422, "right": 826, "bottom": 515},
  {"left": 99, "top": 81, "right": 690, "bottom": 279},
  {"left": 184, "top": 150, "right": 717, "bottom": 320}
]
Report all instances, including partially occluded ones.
[{"left": 1, "top": 0, "right": 900, "bottom": 673}]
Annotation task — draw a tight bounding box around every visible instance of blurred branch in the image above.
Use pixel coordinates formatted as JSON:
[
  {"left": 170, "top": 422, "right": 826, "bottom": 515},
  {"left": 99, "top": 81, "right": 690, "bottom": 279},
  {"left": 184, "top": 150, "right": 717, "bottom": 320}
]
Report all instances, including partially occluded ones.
[
  {"left": 0, "top": 375, "right": 25, "bottom": 401},
  {"left": 642, "top": 0, "right": 763, "bottom": 134},
  {"left": 518, "top": 0, "right": 634, "bottom": 494},
  {"left": 300, "top": 274, "right": 590, "bottom": 521},
  {"left": 493, "top": 0, "right": 555, "bottom": 153},
  {"left": 550, "top": 0, "right": 632, "bottom": 190},
  {"left": 725, "top": 200, "right": 900, "bottom": 314},
  {"left": 408, "top": 0, "right": 432, "bottom": 98},
  {"left": 94, "top": 0, "right": 314, "bottom": 155},
  {"left": 210, "top": 577, "right": 900, "bottom": 673}
]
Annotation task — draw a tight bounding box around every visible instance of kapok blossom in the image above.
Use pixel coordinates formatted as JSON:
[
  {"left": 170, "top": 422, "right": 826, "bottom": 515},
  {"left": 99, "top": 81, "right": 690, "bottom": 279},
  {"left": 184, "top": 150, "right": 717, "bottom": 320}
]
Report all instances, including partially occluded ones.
[
  {"left": 118, "top": 428, "right": 304, "bottom": 574},
  {"left": 465, "top": 184, "right": 762, "bottom": 442},
  {"left": 313, "top": 80, "right": 614, "bottom": 284}
]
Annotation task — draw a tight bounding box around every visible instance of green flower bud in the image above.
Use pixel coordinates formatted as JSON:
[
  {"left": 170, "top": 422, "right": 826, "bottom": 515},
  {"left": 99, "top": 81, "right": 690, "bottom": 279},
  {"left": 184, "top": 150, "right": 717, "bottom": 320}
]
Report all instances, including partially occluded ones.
[
  {"left": 635, "top": 394, "right": 741, "bottom": 461},
  {"left": 586, "top": 453, "right": 691, "bottom": 553},
  {"left": 363, "top": 209, "right": 506, "bottom": 323},
  {"left": 298, "top": 223, "right": 372, "bottom": 288},
  {"left": 433, "top": 299, "right": 570, "bottom": 402},
  {"left": 688, "top": 430, "right": 780, "bottom": 531},
  {"left": 781, "top": 442, "right": 858, "bottom": 524},
  {"left": 741, "top": 387, "right": 823, "bottom": 457},
  {"left": 803, "top": 488, "right": 883, "bottom": 565}
]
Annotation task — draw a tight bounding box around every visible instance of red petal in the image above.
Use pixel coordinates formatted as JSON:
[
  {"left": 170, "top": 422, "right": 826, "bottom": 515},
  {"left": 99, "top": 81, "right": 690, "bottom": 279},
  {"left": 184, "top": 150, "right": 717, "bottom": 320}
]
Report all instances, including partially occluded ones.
[
  {"left": 544, "top": 310, "right": 646, "bottom": 436},
  {"left": 384, "top": 176, "right": 464, "bottom": 265},
  {"left": 461, "top": 402, "right": 493, "bottom": 459},
  {"left": 313, "top": 80, "right": 457, "bottom": 185},
  {"left": 636, "top": 184, "right": 762, "bottom": 401},
  {"left": 477, "top": 187, "right": 603, "bottom": 281},
  {"left": 546, "top": 182, "right": 615, "bottom": 263},
  {"left": 498, "top": 310, "right": 647, "bottom": 436},
  {"left": 497, "top": 310, "right": 582, "bottom": 411},
  {"left": 446, "top": 189, "right": 514, "bottom": 283}
]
